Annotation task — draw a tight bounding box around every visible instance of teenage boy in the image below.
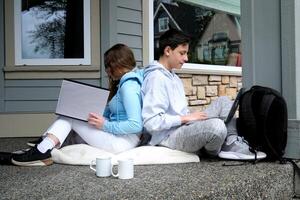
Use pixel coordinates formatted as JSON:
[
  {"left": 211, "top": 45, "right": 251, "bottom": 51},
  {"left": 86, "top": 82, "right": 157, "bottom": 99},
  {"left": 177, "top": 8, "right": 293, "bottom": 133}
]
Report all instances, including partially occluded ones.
[{"left": 142, "top": 28, "right": 265, "bottom": 160}]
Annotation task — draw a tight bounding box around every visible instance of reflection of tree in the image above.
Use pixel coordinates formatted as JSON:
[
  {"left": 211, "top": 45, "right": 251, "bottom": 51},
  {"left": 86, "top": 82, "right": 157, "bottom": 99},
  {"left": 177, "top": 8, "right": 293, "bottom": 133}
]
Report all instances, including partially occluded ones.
[
  {"left": 25, "top": 0, "right": 83, "bottom": 58},
  {"left": 29, "top": 0, "right": 67, "bottom": 19},
  {"left": 26, "top": 0, "right": 67, "bottom": 58},
  {"left": 29, "top": 17, "right": 65, "bottom": 58}
]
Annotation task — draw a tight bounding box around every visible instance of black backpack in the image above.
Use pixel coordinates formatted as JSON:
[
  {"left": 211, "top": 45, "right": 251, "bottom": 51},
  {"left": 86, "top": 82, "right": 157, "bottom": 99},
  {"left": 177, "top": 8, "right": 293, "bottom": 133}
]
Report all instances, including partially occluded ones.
[{"left": 236, "top": 85, "right": 288, "bottom": 161}]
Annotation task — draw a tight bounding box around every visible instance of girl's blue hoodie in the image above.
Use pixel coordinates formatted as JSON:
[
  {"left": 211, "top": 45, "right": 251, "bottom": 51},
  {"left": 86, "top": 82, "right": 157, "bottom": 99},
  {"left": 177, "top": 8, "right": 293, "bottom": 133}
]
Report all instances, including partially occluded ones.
[
  {"left": 102, "top": 68, "right": 144, "bottom": 135},
  {"left": 141, "top": 61, "right": 189, "bottom": 145}
]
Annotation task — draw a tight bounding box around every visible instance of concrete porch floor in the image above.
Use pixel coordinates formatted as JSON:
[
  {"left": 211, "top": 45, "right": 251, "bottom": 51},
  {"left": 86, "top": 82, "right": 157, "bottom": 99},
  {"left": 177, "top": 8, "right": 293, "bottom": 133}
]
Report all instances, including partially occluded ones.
[{"left": 0, "top": 137, "right": 297, "bottom": 199}]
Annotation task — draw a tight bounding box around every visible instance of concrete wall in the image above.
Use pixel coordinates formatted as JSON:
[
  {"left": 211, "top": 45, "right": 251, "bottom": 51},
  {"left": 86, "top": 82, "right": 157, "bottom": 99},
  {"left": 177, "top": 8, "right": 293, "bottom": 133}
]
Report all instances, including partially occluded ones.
[{"left": 178, "top": 73, "right": 242, "bottom": 111}]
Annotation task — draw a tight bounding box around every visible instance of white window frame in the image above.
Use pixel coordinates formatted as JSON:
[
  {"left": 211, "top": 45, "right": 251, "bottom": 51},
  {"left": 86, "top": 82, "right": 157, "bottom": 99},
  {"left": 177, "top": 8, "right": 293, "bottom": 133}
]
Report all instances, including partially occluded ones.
[
  {"left": 14, "top": 0, "right": 91, "bottom": 66},
  {"left": 143, "top": 0, "right": 242, "bottom": 76},
  {"left": 158, "top": 17, "right": 169, "bottom": 32}
]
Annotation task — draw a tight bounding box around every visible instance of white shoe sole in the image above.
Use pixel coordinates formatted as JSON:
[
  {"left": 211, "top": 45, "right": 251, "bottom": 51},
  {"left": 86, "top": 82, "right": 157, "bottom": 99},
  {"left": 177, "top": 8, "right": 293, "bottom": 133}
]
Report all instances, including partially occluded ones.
[
  {"left": 26, "top": 143, "right": 36, "bottom": 147},
  {"left": 11, "top": 158, "right": 53, "bottom": 166},
  {"left": 218, "top": 151, "right": 267, "bottom": 160}
]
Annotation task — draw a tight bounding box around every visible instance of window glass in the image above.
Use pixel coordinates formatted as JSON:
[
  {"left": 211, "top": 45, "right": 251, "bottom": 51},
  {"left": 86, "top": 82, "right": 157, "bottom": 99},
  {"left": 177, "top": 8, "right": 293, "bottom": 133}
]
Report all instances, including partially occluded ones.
[
  {"left": 158, "top": 17, "right": 169, "bottom": 32},
  {"left": 153, "top": 0, "right": 241, "bottom": 67},
  {"left": 15, "top": 0, "right": 90, "bottom": 65}
]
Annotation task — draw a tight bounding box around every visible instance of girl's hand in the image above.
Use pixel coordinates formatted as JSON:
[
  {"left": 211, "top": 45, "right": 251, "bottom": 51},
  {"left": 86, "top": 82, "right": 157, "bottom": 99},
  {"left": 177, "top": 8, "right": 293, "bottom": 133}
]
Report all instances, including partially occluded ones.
[
  {"left": 88, "top": 113, "right": 105, "bottom": 129},
  {"left": 180, "top": 112, "right": 208, "bottom": 124}
]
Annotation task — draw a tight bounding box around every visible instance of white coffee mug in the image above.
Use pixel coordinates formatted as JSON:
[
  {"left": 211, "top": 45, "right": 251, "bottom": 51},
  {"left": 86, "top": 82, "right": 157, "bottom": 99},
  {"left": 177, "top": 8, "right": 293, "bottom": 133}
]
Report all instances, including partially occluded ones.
[
  {"left": 90, "top": 157, "right": 112, "bottom": 177},
  {"left": 111, "top": 158, "right": 134, "bottom": 179}
]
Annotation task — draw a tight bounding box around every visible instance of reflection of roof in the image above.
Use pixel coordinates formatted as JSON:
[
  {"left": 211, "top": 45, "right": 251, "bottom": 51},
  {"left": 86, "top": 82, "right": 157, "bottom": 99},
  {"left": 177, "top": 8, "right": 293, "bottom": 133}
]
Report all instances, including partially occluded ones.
[
  {"left": 179, "top": 0, "right": 240, "bottom": 16},
  {"left": 199, "top": 13, "right": 241, "bottom": 44},
  {"left": 154, "top": 2, "right": 200, "bottom": 37}
]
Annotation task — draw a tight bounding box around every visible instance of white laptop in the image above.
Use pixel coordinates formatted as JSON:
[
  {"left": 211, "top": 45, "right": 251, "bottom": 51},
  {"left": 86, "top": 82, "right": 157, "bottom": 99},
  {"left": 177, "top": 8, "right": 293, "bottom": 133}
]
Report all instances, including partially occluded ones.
[
  {"left": 186, "top": 88, "right": 245, "bottom": 125},
  {"left": 55, "top": 79, "right": 110, "bottom": 121}
]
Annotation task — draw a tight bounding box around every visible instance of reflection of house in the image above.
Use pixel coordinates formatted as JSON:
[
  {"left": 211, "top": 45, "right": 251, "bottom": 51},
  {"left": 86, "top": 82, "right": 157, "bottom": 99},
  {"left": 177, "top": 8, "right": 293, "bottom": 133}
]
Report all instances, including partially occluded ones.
[
  {"left": 153, "top": 1, "right": 241, "bottom": 65},
  {"left": 196, "top": 13, "right": 241, "bottom": 65},
  {"left": 153, "top": 1, "right": 203, "bottom": 59}
]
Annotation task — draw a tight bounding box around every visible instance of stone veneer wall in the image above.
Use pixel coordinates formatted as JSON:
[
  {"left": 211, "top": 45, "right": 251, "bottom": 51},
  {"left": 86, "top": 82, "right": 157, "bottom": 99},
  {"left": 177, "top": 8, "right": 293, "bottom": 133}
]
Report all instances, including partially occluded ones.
[{"left": 177, "top": 73, "right": 242, "bottom": 111}]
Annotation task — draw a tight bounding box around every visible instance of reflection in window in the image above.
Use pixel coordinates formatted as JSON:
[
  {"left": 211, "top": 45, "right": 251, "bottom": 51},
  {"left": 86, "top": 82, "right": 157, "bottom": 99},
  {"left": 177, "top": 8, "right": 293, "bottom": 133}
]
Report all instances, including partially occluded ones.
[
  {"left": 158, "top": 17, "right": 169, "bottom": 32},
  {"left": 153, "top": 0, "right": 241, "bottom": 67},
  {"left": 22, "top": 0, "right": 83, "bottom": 59},
  {"left": 15, "top": 0, "right": 90, "bottom": 65}
]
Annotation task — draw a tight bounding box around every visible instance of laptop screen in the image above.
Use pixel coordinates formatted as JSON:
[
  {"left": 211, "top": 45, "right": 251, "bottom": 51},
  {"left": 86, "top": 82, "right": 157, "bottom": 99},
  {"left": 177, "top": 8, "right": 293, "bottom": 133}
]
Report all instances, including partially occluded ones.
[{"left": 224, "top": 88, "right": 245, "bottom": 124}]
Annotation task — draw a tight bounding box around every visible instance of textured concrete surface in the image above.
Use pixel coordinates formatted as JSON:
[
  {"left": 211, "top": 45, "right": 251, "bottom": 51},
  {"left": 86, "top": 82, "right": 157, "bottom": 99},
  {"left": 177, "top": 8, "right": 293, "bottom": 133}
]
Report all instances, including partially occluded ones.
[{"left": 0, "top": 137, "right": 295, "bottom": 199}]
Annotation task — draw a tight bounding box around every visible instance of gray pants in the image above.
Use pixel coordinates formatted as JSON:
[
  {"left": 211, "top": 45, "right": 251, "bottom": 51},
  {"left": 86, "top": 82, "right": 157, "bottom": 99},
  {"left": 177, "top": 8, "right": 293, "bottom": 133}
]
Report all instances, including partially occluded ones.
[{"left": 160, "top": 96, "right": 237, "bottom": 155}]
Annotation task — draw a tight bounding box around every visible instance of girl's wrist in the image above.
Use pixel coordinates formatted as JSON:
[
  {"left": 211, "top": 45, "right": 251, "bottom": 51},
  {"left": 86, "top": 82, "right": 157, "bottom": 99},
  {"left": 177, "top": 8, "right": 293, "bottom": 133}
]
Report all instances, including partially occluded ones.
[{"left": 100, "top": 119, "right": 107, "bottom": 130}]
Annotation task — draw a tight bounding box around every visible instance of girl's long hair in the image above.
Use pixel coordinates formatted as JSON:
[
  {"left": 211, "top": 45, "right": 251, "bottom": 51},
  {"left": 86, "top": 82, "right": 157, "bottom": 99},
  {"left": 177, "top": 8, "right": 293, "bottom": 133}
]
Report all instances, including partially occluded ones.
[{"left": 104, "top": 44, "right": 136, "bottom": 102}]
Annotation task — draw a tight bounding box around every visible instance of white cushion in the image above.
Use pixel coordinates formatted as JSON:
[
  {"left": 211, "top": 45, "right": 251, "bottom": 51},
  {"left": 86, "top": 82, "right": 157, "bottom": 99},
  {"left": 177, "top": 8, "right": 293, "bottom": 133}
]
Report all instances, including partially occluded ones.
[{"left": 51, "top": 144, "right": 200, "bottom": 165}]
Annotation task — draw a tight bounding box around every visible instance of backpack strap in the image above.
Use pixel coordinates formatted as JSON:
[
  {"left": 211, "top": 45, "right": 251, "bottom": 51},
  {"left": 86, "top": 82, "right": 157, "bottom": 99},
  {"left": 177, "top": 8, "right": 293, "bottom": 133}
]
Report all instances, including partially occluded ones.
[
  {"left": 240, "top": 89, "right": 257, "bottom": 139},
  {"left": 239, "top": 89, "right": 260, "bottom": 163},
  {"left": 283, "top": 159, "right": 300, "bottom": 179}
]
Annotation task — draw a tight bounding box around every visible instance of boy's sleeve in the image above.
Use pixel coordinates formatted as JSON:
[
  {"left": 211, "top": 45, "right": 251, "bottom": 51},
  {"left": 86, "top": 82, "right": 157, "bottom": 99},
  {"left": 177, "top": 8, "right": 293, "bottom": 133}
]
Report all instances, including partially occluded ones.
[{"left": 142, "top": 73, "right": 181, "bottom": 133}]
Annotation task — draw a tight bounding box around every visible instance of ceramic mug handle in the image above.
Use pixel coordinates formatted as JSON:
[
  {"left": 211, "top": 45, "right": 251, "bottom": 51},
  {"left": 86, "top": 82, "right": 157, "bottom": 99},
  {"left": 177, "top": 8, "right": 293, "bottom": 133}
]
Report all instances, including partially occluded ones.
[{"left": 90, "top": 160, "right": 96, "bottom": 172}]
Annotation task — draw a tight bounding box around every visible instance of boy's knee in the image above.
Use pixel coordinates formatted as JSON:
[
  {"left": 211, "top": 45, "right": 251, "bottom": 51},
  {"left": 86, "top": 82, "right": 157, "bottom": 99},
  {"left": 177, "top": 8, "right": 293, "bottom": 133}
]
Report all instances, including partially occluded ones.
[
  {"left": 210, "top": 119, "right": 227, "bottom": 141},
  {"left": 217, "top": 96, "right": 231, "bottom": 104},
  {"left": 204, "top": 119, "right": 227, "bottom": 156}
]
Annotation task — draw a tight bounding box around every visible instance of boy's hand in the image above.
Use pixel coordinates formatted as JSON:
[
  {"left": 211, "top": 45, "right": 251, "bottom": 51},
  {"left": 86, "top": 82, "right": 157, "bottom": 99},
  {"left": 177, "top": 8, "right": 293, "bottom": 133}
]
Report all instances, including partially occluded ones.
[{"left": 181, "top": 112, "right": 208, "bottom": 124}]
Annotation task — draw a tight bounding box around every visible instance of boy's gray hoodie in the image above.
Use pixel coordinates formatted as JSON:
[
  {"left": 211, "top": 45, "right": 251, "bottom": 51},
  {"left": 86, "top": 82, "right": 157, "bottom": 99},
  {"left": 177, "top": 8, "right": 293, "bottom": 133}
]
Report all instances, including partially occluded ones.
[{"left": 142, "top": 61, "right": 190, "bottom": 145}]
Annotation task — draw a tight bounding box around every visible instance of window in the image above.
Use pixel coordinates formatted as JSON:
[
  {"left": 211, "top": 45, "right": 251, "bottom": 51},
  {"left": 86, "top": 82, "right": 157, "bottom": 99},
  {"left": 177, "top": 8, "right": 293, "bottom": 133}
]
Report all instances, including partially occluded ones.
[
  {"left": 158, "top": 17, "right": 169, "bottom": 32},
  {"left": 151, "top": 0, "right": 242, "bottom": 73},
  {"left": 14, "top": 0, "right": 91, "bottom": 65}
]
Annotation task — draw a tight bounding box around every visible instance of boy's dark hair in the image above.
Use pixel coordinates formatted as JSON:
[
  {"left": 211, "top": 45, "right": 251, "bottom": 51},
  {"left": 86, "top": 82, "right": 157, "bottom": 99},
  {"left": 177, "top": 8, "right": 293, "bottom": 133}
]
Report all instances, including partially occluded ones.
[{"left": 158, "top": 28, "right": 190, "bottom": 57}]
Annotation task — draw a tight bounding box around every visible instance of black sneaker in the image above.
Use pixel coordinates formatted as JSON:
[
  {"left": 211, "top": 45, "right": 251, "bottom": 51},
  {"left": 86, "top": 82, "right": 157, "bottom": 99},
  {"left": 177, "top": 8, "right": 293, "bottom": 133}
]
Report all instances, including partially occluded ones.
[
  {"left": 27, "top": 137, "right": 43, "bottom": 147},
  {"left": 0, "top": 152, "right": 13, "bottom": 165},
  {"left": 11, "top": 146, "right": 53, "bottom": 166}
]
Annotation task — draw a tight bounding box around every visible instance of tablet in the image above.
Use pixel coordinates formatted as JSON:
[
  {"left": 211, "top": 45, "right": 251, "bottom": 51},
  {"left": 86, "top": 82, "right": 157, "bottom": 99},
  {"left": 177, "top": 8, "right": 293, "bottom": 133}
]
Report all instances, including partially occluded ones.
[{"left": 55, "top": 79, "right": 110, "bottom": 121}]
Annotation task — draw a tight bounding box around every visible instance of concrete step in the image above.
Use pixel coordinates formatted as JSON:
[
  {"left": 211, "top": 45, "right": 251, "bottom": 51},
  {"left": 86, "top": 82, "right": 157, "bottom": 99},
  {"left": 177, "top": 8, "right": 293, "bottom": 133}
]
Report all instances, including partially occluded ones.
[{"left": 0, "top": 137, "right": 296, "bottom": 199}]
